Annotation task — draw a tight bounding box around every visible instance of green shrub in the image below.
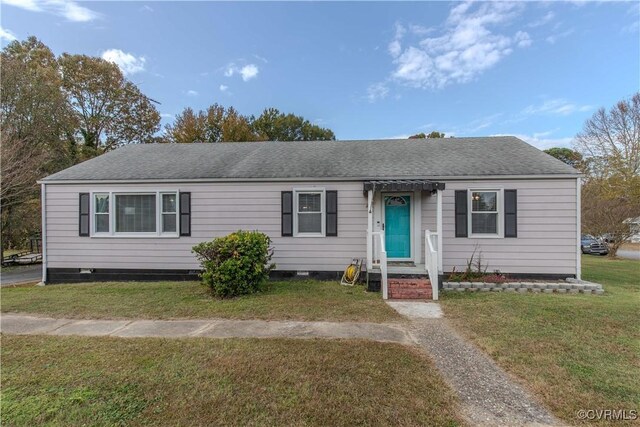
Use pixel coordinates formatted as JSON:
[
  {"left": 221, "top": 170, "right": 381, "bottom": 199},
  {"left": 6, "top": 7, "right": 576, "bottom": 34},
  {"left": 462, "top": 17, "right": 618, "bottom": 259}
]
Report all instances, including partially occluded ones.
[{"left": 192, "top": 231, "right": 275, "bottom": 298}]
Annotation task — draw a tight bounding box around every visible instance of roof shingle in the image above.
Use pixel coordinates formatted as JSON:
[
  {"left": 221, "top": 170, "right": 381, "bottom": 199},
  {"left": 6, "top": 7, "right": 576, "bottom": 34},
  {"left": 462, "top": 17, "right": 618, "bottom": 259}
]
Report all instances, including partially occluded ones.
[{"left": 42, "top": 136, "right": 579, "bottom": 182}]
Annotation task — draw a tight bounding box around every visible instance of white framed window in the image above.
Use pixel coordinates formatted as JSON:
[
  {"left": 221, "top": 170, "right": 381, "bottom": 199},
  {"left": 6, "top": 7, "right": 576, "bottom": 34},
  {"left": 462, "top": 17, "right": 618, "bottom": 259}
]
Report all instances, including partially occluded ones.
[
  {"left": 91, "top": 190, "right": 179, "bottom": 237},
  {"left": 94, "top": 193, "right": 110, "bottom": 234},
  {"left": 293, "top": 189, "right": 325, "bottom": 237},
  {"left": 468, "top": 189, "right": 503, "bottom": 238}
]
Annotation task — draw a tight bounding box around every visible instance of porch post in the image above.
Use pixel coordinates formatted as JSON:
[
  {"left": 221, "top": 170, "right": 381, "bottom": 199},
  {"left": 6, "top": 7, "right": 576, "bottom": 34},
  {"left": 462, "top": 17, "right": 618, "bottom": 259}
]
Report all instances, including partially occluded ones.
[
  {"left": 366, "top": 189, "right": 373, "bottom": 270},
  {"left": 436, "top": 188, "right": 443, "bottom": 273}
]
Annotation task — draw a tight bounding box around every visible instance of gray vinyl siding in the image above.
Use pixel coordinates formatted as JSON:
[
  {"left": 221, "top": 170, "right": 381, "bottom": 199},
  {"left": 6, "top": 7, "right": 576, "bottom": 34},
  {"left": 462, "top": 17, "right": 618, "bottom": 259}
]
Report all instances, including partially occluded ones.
[
  {"left": 422, "top": 178, "right": 578, "bottom": 275},
  {"left": 44, "top": 182, "right": 367, "bottom": 272}
]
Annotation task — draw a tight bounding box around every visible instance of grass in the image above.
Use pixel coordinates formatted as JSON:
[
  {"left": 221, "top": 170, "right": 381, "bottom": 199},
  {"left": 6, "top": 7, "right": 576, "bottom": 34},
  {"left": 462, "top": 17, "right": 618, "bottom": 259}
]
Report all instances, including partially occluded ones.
[
  {"left": 440, "top": 255, "right": 640, "bottom": 425},
  {"left": 1, "top": 280, "right": 402, "bottom": 323},
  {"left": 1, "top": 335, "right": 465, "bottom": 426}
]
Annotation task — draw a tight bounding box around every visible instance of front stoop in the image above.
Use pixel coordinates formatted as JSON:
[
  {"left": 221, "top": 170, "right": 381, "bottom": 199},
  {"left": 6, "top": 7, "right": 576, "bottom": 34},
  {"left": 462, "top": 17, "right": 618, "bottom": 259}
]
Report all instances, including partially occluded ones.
[{"left": 388, "top": 278, "right": 432, "bottom": 300}]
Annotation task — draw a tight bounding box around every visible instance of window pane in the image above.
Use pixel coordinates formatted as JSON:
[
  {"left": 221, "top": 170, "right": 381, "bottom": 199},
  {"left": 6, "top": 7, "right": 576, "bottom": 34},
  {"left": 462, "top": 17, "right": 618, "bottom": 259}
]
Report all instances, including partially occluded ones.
[
  {"left": 472, "top": 212, "right": 498, "bottom": 234},
  {"left": 162, "top": 193, "right": 176, "bottom": 213},
  {"left": 95, "top": 194, "right": 109, "bottom": 213},
  {"left": 162, "top": 213, "right": 176, "bottom": 233},
  {"left": 298, "top": 193, "right": 321, "bottom": 212},
  {"left": 115, "top": 194, "right": 156, "bottom": 233},
  {"left": 298, "top": 213, "right": 322, "bottom": 233},
  {"left": 472, "top": 192, "right": 497, "bottom": 212},
  {"left": 96, "top": 214, "right": 109, "bottom": 232}
]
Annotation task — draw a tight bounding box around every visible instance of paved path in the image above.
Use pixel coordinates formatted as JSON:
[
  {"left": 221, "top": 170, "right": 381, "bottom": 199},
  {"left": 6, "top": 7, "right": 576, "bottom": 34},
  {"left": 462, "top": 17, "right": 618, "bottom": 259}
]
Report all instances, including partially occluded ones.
[
  {"left": 0, "top": 313, "right": 412, "bottom": 343},
  {"left": 385, "top": 301, "right": 560, "bottom": 427},
  {"left": 0, "top": 264, "right": 42, "bottom": 286}
]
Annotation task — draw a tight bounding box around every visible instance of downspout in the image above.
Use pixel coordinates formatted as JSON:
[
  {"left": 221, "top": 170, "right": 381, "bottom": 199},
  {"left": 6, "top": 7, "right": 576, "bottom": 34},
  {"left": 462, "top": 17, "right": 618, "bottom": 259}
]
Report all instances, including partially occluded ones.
[
  {"left": 576, "top": 177, "right": 581, "bottom": 280},
  {"left": 40, "top": 183, "right": 47, "bottom": 284}
]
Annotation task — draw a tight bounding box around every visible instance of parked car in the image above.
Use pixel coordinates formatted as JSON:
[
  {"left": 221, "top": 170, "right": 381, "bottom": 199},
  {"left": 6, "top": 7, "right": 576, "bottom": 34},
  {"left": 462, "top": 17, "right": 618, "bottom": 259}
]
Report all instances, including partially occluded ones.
[{"left": 581, "top": 235, "right": 609, "bottom": 255}]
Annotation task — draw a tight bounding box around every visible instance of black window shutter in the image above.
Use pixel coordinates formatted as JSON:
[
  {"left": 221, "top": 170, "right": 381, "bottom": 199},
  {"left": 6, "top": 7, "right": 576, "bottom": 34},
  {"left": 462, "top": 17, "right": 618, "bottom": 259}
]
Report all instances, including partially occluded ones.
[
  {"left": 504, "top": 190, "right": 517, "bottom": 238},
  {"left": 79, "top": 193, "right": 90, "bottom": 236},
  {"left": 326, "top": 190, "right": 338, "bottom": 236},
  {"left": 281, "top": 191, "right": 293, "bottom": 236},
  {"left": 179, "top": 192, "right": 191, "bottom": 236},
  {"left": 454, "top": 190, "right": 468, "bottom": 238}
]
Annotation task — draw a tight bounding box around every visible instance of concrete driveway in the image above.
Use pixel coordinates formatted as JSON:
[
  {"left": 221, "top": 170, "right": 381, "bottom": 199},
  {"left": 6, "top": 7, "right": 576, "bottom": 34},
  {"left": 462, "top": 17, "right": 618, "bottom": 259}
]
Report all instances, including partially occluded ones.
[{"left": 0, "top": 264, "right": 42, "bottom": 286}]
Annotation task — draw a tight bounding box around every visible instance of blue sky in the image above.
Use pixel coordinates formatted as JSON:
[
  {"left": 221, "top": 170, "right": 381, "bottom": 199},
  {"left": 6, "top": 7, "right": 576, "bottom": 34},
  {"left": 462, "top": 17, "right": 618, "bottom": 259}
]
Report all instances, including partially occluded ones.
[{"left": 1, "top": 1, "right": 638, "bottom": 149}]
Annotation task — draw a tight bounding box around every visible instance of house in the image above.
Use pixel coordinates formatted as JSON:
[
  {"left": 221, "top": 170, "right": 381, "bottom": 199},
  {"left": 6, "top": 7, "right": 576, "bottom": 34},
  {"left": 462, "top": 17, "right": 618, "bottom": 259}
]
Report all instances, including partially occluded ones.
[{"left": 39, "top": 136, "right": 582, "bottom": 300}]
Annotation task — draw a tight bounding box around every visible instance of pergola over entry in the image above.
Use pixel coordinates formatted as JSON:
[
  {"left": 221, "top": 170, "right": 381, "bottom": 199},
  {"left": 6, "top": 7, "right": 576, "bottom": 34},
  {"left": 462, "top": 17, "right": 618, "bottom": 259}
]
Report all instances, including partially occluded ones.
[
  {"left": 363, "top": 179, "right": 444, "bottom": 300},
  {"left": 363, "top": 179, "right": 445, "bottom": 194}
]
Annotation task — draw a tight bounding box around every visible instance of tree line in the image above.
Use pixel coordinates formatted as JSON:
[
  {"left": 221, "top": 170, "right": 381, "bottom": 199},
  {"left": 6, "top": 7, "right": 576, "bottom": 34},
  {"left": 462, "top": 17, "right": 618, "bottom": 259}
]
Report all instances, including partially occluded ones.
[
  {"left": 544, "top": 93, "right": 640, "bottom": 257},
  {"left": 0, "top": 37, "right": 334, "bottom": 251}
]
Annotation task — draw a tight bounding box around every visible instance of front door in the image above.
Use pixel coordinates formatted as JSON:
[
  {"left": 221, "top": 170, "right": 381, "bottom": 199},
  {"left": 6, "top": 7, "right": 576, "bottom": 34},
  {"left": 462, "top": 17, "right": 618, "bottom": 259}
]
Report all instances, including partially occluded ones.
[{"left": 384, "top": 195, "right": 411, "bottom": 259}]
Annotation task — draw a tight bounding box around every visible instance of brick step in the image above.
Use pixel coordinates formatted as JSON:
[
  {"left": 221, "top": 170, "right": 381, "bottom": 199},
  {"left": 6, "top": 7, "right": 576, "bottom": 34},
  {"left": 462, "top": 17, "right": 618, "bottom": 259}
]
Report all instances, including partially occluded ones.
[
  {"left": 388, "top": 278, "right": 433, "bottom": 299},
  {"left": 388, "top": 279, "right": 431, "bottom": 287}
]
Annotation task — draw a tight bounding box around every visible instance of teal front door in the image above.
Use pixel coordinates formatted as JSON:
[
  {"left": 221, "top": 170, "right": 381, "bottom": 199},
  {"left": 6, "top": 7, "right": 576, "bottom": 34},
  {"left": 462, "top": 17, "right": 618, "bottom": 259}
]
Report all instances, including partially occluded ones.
[{"left": 384, "top": 195, "right": 411, "bottom": 259}]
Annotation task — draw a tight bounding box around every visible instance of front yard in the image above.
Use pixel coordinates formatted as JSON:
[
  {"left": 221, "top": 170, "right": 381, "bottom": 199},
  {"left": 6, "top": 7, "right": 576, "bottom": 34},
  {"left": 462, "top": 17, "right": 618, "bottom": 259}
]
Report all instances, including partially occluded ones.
[
  {"left": 1, "top": 336, "right": 464, "bottom": 426},
  {"left": 441, "top": 255, "right": 640, "bottom": 425},
  {"left": 1, "top": 280, "right": 401, "bottom": 323}
]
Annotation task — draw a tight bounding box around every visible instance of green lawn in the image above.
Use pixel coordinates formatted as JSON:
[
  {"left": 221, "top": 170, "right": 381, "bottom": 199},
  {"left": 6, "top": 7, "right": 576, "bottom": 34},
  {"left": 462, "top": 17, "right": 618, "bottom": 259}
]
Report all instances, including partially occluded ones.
[
  {"left": 440, "top": 255, "right": 640, "bottom": 426},
  {"left": 1, "top": 336, "right": 465, "bottom": 427},
  {"left": 1, "top": 280, "right": 402, "bottom": 323}
]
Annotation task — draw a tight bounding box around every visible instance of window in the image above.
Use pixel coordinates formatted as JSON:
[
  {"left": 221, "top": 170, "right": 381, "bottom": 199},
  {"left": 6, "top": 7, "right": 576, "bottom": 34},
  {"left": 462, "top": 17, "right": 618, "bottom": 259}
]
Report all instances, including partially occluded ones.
[
  {"left": 161, "top": 193, "right": 177, "bottom": 233},
  {"left": 294, "top": 190, "right": 325, "bottom": 236},
  {"left": 91, "top": 191, "right": 179, "bottom": 237},
  {"left": 469, "top": 190, "right": 502, "bottom": 237},
  {"left": 94, "top": 194, "right": 110, "bottom": 233}
]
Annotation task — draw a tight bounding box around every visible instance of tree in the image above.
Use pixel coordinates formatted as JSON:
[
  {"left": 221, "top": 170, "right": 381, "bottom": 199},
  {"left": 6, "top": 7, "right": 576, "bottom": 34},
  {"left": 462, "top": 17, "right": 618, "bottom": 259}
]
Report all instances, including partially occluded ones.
[
  {"left": 164, "top": 105, "right": 336, "bottom": 143},
  {"left": 409, "top": 131, "right": 445, "bottom": 139},
  {"left": 573, "top": 93, "right": 640, "bottom": 257},
  {"left": 543, "top": 147, "right": 584, "bottom": 170},
  {"left": 163, "top": 104, "right": 258, "bottom": 143},
  {"left": 1, "top": 37, "right": 74, "bottom": 255},
  {"left": 581, "top": 179, "right": 640, "bottom": 257},
  {"left": 59, "top": 54, "right": 160, "bottom": 157},
  {"left": 573, "top": 93, "right": 640, "bottom": 180},
  {"left": 252, "top": 108, "right": 335, "bottom": 141}
]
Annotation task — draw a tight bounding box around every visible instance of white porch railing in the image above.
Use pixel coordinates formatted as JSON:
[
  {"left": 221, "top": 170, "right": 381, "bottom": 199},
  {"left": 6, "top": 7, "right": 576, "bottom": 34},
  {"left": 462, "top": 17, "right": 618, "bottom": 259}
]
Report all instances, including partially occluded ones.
[
  {"left": 370, "top": 231, "right": 388, "bottom": 299},
  {"left": 424, "top": 230, "right": 439, "bottom": 300}
]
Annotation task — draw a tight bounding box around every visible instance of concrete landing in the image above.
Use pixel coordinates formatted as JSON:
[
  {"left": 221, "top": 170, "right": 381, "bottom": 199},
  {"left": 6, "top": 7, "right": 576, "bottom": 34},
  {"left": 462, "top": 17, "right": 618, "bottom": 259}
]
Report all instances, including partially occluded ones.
[{"left": 386, "top": 301, "right": 443, "bottom": 319}]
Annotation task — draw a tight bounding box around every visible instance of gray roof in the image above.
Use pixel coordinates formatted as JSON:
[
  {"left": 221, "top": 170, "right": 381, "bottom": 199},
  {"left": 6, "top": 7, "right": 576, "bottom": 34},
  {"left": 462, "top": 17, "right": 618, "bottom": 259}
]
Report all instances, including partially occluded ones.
[{"left": 42, "top": 136, "right": 579, "bottom": 182}]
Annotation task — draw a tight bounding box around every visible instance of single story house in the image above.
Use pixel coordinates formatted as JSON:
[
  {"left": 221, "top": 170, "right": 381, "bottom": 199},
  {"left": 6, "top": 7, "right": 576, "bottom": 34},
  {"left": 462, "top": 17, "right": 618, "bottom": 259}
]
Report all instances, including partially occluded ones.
[{"left": 39, "top": 136, "right": 582, "bottom": 299}]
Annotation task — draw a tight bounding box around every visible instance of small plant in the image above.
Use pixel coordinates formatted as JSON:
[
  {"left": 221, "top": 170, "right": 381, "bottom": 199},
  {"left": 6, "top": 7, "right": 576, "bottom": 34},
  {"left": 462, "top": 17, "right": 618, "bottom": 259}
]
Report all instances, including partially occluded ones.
[
  {"left": 192, "top": 231, "right": 275, "bottom": 298},
  {"left": 447, "top": 245, "right": 494, "bottom": 282}
]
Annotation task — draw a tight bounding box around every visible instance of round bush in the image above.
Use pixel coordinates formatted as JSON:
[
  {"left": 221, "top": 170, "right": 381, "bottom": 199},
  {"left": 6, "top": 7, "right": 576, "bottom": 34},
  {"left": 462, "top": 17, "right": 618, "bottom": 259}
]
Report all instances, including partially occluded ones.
[{"left": 192, "top": 231, "right": 275, "bottom": 298}]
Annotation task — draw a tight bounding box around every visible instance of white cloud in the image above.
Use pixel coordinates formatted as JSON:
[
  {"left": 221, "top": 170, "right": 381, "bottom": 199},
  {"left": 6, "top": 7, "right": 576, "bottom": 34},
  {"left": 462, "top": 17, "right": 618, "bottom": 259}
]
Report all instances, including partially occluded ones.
[
  {"left": 160, "top": 113, "right": 174, "bottom": 119},
  {"left": 0, "top": 27, "right": 17, "bottom": 42},
  {"left": 219, "top": 84, "right": 228, "bottom": 92},
  {"left": 527, "top": 11, "right": 555, "bottom": 28},
  {"left": 239, "top": 64, "right": 258, "bottom": 81},
  {"left": 186, "top": 90, "right": 198, "bottom": 96},
  {"left": 388, "top": 1, "right": 530, "bottom": 89},
  {"left": 546, "top": 28, "right": 574, "bottom": 44},
  {"left": 522, "top": 99, "right": 592, "bottom": 116},
  {"left": 494, "top": 133, "right": 574, "bottom": 150},
  {"left": 101, "top": 49, "right": 146, "bottom": 75},
  {"left": 224, "top": 63, "right": 259, "bottom": 81},
  {"left": 367, "top": 82, "right": 389, "bottom": 102},
  {"left": 3, "top": 0, "right": 100, "bottom": 22},
  {"left": 140, "top": 5, "right": 153, "bottom": 12}
]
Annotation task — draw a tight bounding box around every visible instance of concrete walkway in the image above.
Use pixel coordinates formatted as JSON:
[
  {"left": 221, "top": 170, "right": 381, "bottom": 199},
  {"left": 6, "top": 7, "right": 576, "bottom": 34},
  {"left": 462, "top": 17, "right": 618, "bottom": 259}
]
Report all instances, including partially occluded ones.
[
  {"left": 0, "top": 313, "right": 412, "bottom": 343},
  {"left": 385, "top": 301, "right": 560, "bottom": 427}
]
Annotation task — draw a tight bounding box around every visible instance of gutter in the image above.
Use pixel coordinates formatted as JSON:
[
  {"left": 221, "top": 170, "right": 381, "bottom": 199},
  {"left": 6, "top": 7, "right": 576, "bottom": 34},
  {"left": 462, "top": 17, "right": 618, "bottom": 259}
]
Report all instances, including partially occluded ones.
[{"left": 38, "top": 174, "right": 583, "bottom": 185}]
